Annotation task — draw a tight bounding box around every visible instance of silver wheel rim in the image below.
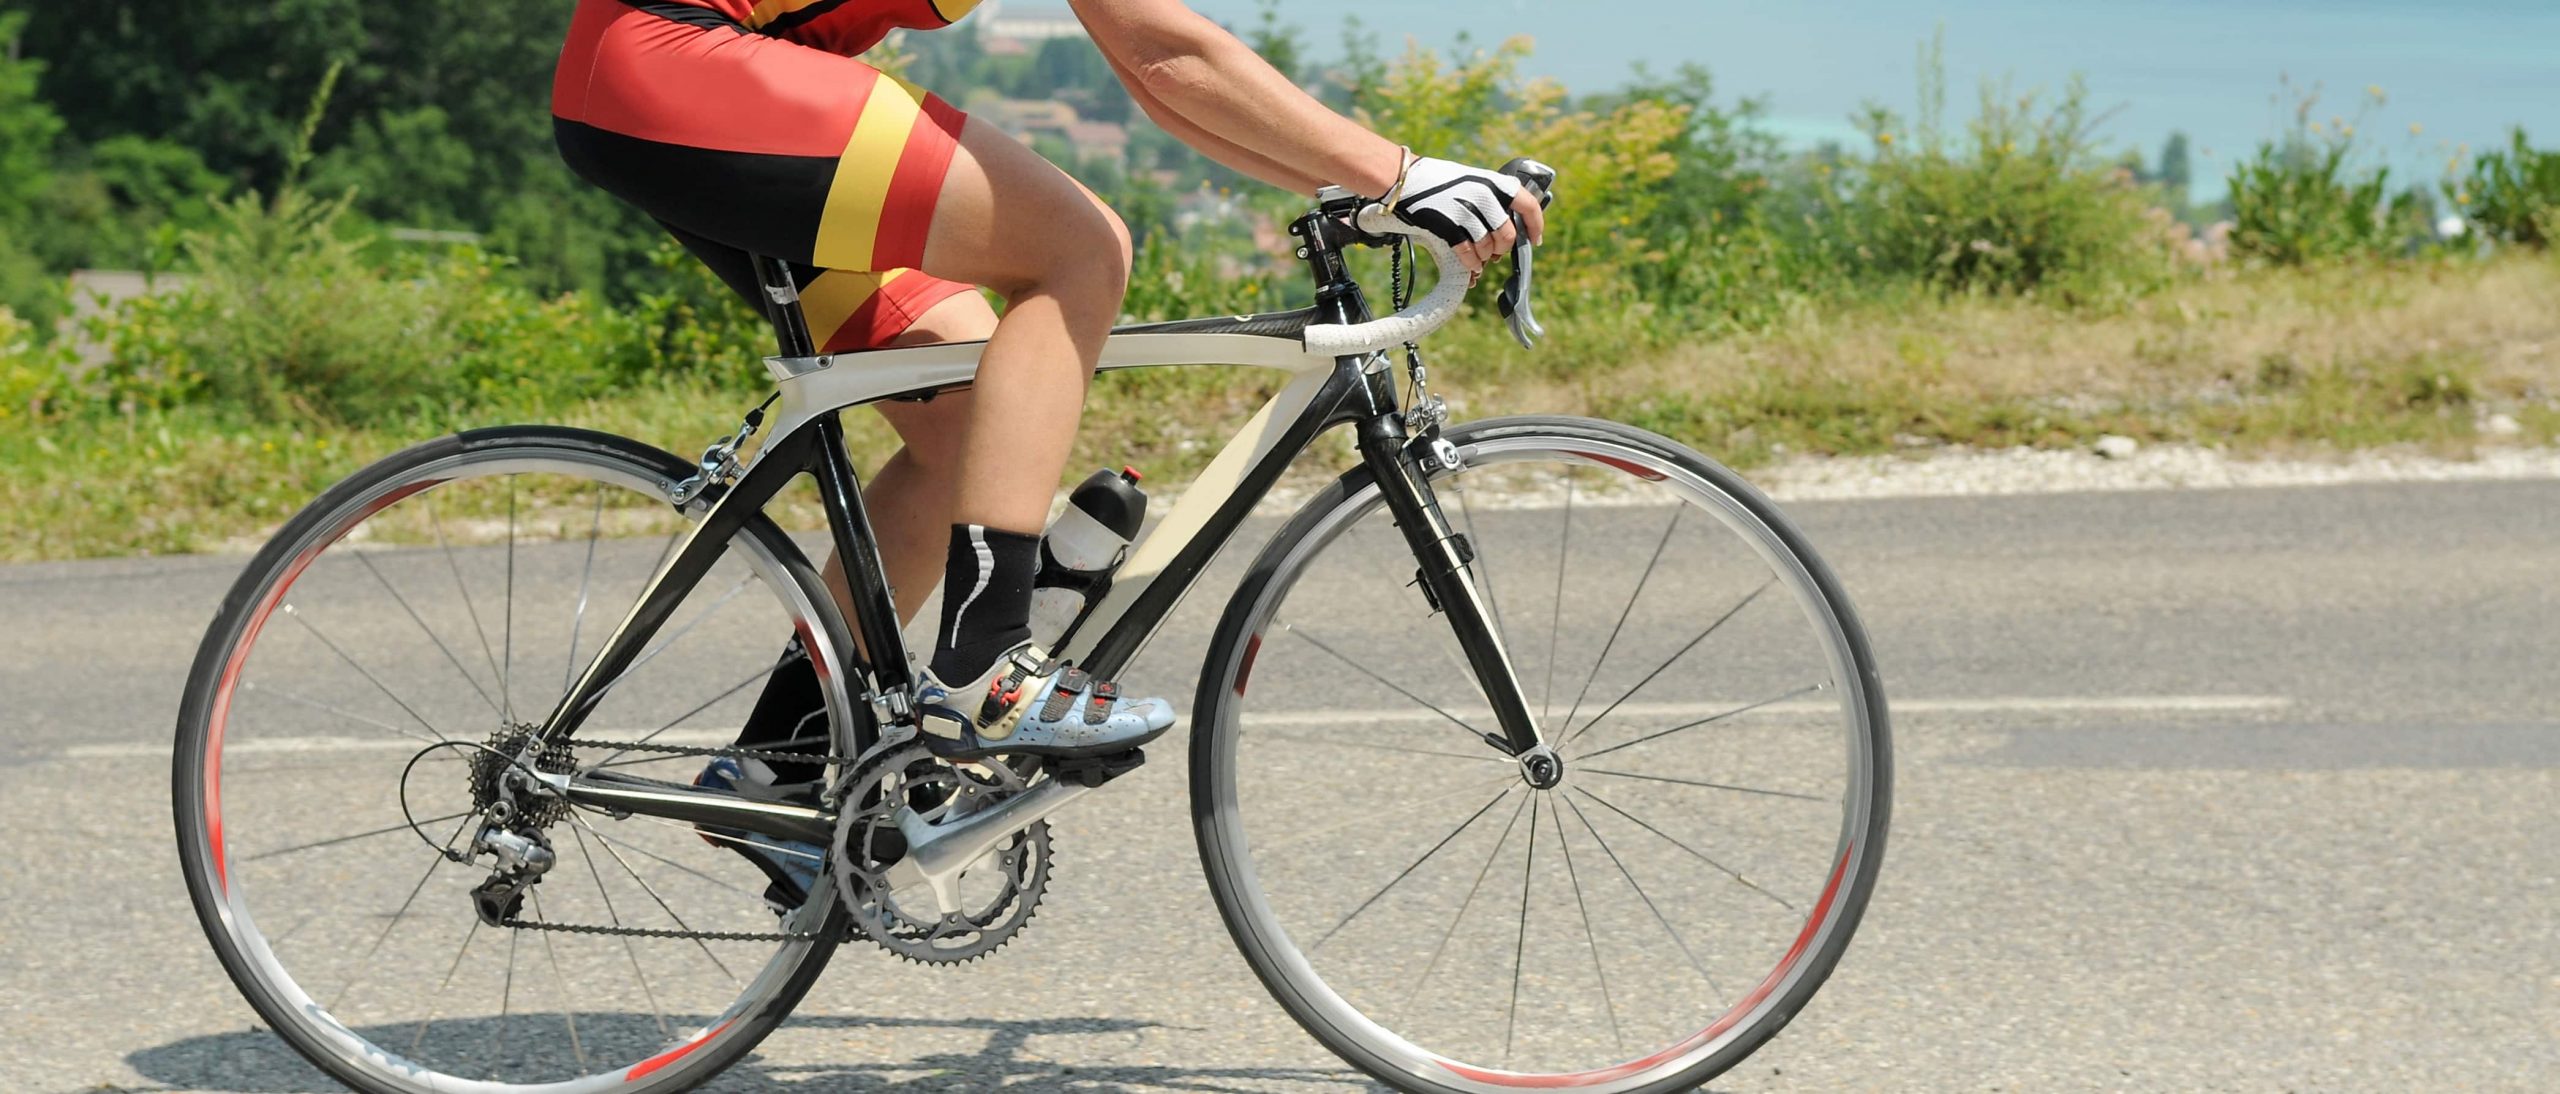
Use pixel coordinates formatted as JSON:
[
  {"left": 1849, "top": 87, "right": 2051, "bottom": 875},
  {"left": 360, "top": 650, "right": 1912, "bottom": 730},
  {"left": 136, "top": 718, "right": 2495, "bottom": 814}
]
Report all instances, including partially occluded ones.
[
  {"left": 1209, "top": 432, "right": 1879, "bottom": 1092},
  {"left": 183, "top": 444, "right": 849, "bottom": 1093}
]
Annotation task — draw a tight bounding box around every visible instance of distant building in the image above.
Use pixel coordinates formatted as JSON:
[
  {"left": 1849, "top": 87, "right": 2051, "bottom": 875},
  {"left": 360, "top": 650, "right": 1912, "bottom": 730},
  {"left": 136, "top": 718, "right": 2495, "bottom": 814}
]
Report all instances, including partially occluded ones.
[
  {"left": 1062, "top": 120, "right": 1129, "bottom": 162},
  {"left": 980, "top": 98, "right": 1126, "bottom": 163},
  {"left": 979, "top": 3, "right": 1084, "bottom": 45}
]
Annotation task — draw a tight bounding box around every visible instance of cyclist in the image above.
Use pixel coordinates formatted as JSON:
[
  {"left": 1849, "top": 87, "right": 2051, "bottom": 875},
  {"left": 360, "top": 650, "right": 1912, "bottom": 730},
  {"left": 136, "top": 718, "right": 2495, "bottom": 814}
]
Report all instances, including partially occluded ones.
[{"left": 552, "top": 0, "right": 1544, "bottom": 896}]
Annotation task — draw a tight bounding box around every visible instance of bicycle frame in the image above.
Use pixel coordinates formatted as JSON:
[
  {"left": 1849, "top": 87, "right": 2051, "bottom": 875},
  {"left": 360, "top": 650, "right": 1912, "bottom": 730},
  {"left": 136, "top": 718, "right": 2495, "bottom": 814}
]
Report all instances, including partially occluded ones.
[{"left": 537, "top": 204, "right": 1550, "bottom": 841}]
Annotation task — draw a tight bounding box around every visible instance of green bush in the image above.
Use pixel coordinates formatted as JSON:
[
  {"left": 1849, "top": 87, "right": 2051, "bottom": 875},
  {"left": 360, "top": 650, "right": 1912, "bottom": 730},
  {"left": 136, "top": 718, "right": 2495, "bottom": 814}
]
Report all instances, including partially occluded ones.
[
  {"left": 2454, "top": 127, "right": 2560, "bottom": 248},
  {"left": 1837, "top": 56, "right": 2169, "bottom": 302},
  {"left": 0, "top": 308, "right": 74, "bottom": 423},
  {"left": 2228, "top": 138, "right": 2420, "bottom": 264},
  {"left": 85, "top": 184, "right": 773, "bottom": 424}
]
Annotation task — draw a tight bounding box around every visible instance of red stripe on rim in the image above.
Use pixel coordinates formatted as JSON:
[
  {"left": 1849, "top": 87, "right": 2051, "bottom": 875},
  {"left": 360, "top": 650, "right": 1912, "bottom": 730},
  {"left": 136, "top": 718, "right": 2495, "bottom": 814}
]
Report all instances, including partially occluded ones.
[
  {"left": 624, "top": 1018, "right": 735, "bottom": 1082},
  {"left": 206, "top": 480, "right": 444, "bottom": 895},
  {"left": 1433, "top": 843, "right": 1855, "bottom": 1089},
  {"left": 1568, "top": 451, "right": 1667, "bottom": 482},
  {"left": 1234, "top": 633, "right": 1263, "bottom": 697}
]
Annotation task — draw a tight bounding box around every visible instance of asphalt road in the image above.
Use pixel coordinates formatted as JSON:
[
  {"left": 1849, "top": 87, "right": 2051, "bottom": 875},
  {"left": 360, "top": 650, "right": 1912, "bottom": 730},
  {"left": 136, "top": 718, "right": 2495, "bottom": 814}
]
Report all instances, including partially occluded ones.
[{"left": 2, "top": 479, "right": 2555, "bottom": 1092}]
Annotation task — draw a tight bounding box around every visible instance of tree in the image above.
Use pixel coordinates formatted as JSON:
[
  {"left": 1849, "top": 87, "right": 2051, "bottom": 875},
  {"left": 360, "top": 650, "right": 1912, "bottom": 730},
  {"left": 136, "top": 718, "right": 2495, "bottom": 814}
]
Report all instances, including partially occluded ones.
[
  {"left": 2157, "top": 131, "right": 2193, "bottom": 194},
  {"left": 0, "top": 12, "right": 62, "bottom": 223}
]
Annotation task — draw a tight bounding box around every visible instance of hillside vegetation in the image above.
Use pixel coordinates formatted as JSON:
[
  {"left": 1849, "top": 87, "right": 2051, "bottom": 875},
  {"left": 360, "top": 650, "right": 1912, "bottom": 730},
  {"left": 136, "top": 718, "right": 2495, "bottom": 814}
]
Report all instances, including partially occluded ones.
[{"left": 2, "top": 14, "right": 2556, "bottom": 560}]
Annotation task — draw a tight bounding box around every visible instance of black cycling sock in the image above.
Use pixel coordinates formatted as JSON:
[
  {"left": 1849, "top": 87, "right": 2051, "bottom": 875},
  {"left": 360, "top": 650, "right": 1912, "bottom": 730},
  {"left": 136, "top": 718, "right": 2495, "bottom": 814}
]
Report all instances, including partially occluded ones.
[
  {"left": 732, "top": 635, "right": 827, "bottom": 784},
  {"left": 931, "top": 523, "right": 1040, "bottom": 683}
]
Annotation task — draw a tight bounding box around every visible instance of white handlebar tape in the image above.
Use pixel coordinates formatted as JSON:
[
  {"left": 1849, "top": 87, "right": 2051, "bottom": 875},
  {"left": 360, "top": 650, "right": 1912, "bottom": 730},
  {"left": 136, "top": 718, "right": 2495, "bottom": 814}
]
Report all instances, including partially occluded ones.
[{"left": 1300, "top": 204, "right": 1474, "bottom": 358}]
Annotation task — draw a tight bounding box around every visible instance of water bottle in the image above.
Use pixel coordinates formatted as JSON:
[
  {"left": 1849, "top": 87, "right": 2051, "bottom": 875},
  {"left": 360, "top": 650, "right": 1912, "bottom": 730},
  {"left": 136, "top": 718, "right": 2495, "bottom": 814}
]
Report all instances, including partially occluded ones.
[{"left": 1030, "top": 467, "right": 1147, "bottom": 646}]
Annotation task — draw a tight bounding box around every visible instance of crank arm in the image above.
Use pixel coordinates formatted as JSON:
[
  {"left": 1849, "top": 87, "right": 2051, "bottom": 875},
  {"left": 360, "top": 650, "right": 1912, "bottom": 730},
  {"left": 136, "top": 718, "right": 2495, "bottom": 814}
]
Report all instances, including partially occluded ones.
[{"left": 884, "top": 770, "right": 1101, "bottom": 917}]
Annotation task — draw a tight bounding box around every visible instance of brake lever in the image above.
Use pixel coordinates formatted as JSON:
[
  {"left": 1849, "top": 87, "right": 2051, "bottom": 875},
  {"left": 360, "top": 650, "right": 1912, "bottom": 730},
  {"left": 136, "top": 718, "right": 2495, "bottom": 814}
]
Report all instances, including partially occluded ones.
[
  {"left": 1497, "top": 227, "right": 1544, "bottom": 349},
  {"left": 1495, "top": 157, "right": 1557, "bottom": 350}
]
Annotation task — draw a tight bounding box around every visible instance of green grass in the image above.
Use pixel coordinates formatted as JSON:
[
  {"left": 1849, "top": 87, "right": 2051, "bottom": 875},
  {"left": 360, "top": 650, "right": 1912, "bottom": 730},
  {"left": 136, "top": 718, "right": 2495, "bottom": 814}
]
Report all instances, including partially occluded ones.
[{"left": 8, "top": 254, "right": 2555, "bottom": 562}]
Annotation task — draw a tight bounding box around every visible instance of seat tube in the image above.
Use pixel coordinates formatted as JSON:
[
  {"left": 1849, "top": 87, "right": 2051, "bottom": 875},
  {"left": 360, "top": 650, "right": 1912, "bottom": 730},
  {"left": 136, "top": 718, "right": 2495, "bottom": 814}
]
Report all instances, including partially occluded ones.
[
  {"left": 809, "top": 413, "right": 915, "bottom": 704},
  {"left": 1353, "top": 408, "right": 1548, "bottom": 757}
]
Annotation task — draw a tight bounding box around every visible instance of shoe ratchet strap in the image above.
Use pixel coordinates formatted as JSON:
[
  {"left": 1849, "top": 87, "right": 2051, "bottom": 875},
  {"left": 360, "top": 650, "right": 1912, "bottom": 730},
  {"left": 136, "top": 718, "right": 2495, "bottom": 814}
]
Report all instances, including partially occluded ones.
[
  {"left": 1085, "top": 681, "right": 1118, "bottom": 726},
  {"left": 975, "top": 649, "right": 1059, "bottom": 741},
  {"left": 1039, "top": 666, "right": 1092, "bottom": 723}
]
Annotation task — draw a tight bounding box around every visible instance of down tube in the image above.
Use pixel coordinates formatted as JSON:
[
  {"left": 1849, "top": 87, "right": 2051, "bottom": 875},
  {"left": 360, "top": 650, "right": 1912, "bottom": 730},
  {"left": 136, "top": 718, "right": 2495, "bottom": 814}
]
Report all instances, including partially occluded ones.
[{"left": 1067, "top": 357, "right": 1374, "bottom": 680}]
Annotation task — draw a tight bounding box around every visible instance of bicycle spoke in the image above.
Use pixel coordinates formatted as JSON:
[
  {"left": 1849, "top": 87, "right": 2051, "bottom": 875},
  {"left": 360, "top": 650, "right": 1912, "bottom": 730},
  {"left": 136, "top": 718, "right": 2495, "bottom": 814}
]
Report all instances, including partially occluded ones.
[
  {"left": 352, "top": 551, "right": 502, "bottom": 718},
  {"left": 1449, "top": 473, "right": 1511, "bottom": 640},
  {"left": 1563, "top": 795, "right": 1720, "bottom": 996},
  {"left": 501, "top": 476, "right": 517, "bottom": 722},
  {"left": 577, "top": 815, "right": 738, "bottom": 981},
  {"left": 1312, "top": 785, "right": 1515, "bottom": 952},
  {"left": 283, "top": 606, "right": 453, "bottom": 745},
  {"left": 1406, "top": 793, "right": 1532, "bottom": 1010},
  {"left": 329, "top": 814, "right": 473, "bottom": 1012},
  {"left": 1575, "top": 786, "right": 1794, "bottom": 911},
  {"left": 1249, "top": 729, "right": 1509, "bottom": 765},
  {"left": 592, "top": 574, "right": 758, "bottom": 702},
  {"left": 1543, "top": 476, "right": 1573, "bottom": 724},
  {"left": 1574, "top": 681, "right": 1827, "bottom": 764},
  {"left": 1579, "top": 767, "right": 1827, "bottom": 803},
  {"left": 619, "top": 811, "right": 828, "bottom": 862},
  {"left": 1504, "top": 794, "right": 1541, "bottom": 1061},
  {"left": 588, "top": 662, "right": 781, "bottom": 768},
  {"left": 587, "top": 827, "right": 778, "bottom": 909},
  {"left": 1253, "top": 772, "right": 1516, "bottom": 856},
  {"left": 410, "top": 917, "right": 481, "bottom": 1056},
  {"left": 570, "top": 823, "right": 671, "bottom": 1038},
  {"left": 1280, "top": 618, "right": 1501, "bottom": 750},
  {"left": 497, "top": 928, "right": 519, "bottom": 1065},
  {"left": 242, "top": 811, "right": 474, "bottom": 863},
  {"left": 247, "top": 681, "right": 441, "bottom": 748},
  {"left": 1551, "top": 798, "right": 1625, "bottom": 1054},
  {"left": 530, "top": 888, "right": 589, "bottom": 1074},
  {"left": 564, "top": 483, "right": 606, "bottom": 693},
  {"left": 429, "top": 494, "right": 511, "bottom": 717},
  {"left": 1561, "top": 578, "right": 1773, "bottom": 751},
  {"left": 1559, "top": 507, "right": 1681, "bottom": 740}
]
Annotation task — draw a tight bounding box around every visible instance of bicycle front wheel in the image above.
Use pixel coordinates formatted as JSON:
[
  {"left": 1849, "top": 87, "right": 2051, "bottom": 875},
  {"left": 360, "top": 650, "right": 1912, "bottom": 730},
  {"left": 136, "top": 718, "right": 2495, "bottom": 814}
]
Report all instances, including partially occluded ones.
[
  {"left": 1192, "top": 416, "right": 1889, "bottom": 1093},
  {"left": 173, "top": 426, "right": 857, "bottom": 1094}
]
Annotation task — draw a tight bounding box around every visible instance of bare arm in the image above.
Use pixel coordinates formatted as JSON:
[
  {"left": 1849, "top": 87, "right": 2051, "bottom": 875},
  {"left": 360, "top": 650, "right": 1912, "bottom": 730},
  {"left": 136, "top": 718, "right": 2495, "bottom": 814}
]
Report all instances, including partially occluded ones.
[
  {"left": 1070, "top": 0, "right": 1403, "bottom": 196},
  {"left": 1093, "top": 46, "right": 1330, "bottom": 195}
]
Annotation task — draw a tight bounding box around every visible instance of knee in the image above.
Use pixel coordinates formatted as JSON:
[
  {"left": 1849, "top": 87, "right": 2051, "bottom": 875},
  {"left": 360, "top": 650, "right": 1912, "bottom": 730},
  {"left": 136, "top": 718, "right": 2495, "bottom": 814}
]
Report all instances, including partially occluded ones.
[{"left": 1010, "top": 201, "right": 1131, "bottom": 313}]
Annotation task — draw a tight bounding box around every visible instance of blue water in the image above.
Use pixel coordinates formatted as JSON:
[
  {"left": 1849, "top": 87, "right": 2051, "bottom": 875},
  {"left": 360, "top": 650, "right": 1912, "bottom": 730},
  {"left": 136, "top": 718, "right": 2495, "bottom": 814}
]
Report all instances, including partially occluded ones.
[{"left": 1185, "top": 0, "right": 2560, "bottom": 201}]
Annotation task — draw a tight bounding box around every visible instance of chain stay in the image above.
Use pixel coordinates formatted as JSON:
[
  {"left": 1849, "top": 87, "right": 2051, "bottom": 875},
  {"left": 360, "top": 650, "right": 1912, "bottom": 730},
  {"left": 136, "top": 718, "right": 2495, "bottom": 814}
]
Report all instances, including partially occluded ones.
[{"left": 487, "top": 732, "right": 856, "bottom": 943}]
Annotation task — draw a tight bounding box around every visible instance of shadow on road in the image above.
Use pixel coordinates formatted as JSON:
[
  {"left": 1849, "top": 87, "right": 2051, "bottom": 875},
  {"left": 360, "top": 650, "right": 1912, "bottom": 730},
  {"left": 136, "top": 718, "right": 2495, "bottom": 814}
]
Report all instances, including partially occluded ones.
[{"left": 126, "top": 1012, "right": 1388, "bottom": 1092}]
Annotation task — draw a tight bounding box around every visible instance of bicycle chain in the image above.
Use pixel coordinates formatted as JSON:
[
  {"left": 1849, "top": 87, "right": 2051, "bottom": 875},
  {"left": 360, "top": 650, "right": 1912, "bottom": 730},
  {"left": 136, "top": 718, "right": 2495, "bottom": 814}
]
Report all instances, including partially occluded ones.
[{"left": 488, "top": 734, "right": 864, "bottom": 944}]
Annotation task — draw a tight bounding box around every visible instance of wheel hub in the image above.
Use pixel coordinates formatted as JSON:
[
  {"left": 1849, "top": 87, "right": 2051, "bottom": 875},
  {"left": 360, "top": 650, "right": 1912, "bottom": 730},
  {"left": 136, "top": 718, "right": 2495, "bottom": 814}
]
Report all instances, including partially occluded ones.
[{"left": 1518, "top": 743, "right": 1564, "bottom": 789}]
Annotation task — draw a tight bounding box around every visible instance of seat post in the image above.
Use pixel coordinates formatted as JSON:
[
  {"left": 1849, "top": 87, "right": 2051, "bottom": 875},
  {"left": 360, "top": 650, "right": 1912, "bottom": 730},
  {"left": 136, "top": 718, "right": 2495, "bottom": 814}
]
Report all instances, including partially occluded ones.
[{"left": 752, "top": 254, "right": 818, "bottom": 357}]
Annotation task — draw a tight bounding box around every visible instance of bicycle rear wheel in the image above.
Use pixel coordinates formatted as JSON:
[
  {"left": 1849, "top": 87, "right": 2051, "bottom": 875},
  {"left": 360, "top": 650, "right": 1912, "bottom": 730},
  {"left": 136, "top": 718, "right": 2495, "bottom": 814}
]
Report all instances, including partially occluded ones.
[
  {"left": 1192, "top": 416, "right": 1889, "bottom": 1093},
  {"left": 173, "top": 426, "right": 857, "bottom": 1093}
]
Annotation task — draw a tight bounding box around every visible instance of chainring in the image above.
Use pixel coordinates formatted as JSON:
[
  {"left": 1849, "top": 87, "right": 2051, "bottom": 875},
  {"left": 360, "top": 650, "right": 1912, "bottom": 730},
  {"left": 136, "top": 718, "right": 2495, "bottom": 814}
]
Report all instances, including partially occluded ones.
[{"left": 832, "top": 743, "right": 1052, "bottom": 964}]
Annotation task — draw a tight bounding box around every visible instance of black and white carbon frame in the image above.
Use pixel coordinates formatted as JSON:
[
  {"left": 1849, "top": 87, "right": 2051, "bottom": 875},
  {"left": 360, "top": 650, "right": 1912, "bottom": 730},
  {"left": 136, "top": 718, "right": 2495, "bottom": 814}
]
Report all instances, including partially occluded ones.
[{"left": 534, "top": 183, "right": 1557, "bottom": 843}]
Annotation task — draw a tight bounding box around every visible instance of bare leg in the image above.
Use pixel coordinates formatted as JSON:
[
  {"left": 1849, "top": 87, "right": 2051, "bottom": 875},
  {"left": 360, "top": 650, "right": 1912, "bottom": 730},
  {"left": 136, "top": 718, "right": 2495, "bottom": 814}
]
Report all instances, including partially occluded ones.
[
  {"left": 818, "top": 290, "right": 1002, "bottom": 627},
  {"left": 916, "top": 117, "right": 1133, "bottom": 534}
]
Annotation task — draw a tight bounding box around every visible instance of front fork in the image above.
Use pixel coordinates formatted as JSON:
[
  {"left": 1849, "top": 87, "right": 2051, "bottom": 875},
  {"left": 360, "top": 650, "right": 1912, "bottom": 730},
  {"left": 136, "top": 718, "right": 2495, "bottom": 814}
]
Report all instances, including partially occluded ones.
[{"left": 1353, "top": 391, "right": 1562, "bottom": 785}]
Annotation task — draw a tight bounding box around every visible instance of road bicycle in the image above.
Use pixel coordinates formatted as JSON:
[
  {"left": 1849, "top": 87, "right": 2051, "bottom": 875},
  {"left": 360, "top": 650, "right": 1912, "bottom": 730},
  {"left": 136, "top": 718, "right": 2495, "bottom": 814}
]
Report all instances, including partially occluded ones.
[{"left": 174, "top": 164, "right": 1890, "bottom": 1093}]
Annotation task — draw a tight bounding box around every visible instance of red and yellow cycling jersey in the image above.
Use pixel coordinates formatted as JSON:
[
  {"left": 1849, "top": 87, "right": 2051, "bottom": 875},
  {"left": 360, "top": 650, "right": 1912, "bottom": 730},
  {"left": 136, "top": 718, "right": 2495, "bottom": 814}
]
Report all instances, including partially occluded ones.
[{"left": 668, "top": 0, "right": 984, "bottom": 56}]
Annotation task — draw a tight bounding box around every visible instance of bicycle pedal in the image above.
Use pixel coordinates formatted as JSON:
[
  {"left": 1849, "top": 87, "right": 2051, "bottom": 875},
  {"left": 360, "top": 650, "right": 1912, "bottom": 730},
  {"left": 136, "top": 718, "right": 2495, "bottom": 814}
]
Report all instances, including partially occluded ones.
[{"left": 1051, "top": 748, "right": 1147, "bottom": 788}]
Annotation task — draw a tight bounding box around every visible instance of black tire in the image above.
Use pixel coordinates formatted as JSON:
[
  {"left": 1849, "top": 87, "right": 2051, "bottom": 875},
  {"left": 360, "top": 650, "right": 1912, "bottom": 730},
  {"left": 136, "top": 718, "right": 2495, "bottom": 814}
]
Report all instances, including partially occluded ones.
[
  {"left": 1190, "top": 416, "right": 1891, "bottom": 1093},
  {"left": 173, "top": 426, "right": 857, "bottom": 1094}
]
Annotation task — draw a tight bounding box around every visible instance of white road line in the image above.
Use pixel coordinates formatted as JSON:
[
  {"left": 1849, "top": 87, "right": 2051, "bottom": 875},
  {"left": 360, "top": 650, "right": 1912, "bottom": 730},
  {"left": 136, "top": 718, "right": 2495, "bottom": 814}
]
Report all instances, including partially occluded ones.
[
  {"left": 65, "top": 728, "right": 741, "bottom": 760},
  {"left": 1237, "top": 694, "right": 2291, "bottom": 729},
  {"left": 70, "top": 695, "right": 2291, "bottom": 759}
]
